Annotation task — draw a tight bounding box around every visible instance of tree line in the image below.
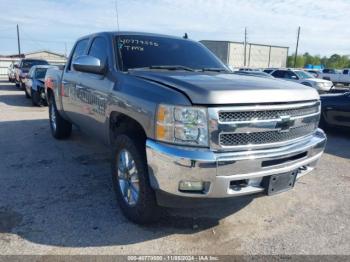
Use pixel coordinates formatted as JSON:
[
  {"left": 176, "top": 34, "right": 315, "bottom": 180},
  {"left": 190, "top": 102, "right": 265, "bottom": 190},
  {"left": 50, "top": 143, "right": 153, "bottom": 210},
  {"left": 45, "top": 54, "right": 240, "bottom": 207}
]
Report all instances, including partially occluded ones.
[{"left": 287, "top": 53, "right": 350, "bottom": 69}]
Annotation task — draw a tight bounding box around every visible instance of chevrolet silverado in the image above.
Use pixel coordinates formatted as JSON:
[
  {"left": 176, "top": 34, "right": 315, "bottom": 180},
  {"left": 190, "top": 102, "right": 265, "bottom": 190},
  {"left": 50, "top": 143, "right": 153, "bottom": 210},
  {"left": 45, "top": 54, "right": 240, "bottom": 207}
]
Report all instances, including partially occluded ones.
[{"left": 45, "top": 32, "right": 326, "bottom": 224}]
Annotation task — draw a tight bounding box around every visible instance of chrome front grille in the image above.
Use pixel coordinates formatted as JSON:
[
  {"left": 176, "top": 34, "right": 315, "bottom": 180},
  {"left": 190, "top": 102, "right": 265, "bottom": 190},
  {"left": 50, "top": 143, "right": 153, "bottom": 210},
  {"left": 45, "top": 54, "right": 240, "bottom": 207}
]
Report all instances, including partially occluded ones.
[
  {"left": 220, "top": 124, "right": 317, "bottom": 146},
  {"left": 208, "top": 101, "right": 321, "bottom": 150},
  {"left": 219, "top": 104, "right": 319, "bottom": 122}
]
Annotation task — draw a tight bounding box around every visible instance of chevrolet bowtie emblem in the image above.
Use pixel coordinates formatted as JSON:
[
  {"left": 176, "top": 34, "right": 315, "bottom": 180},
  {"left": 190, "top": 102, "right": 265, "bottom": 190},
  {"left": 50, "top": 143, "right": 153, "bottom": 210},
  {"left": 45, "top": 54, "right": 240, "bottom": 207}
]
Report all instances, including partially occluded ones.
[{"left": 276, "top": 115, "right": 294, "bottom": 132}]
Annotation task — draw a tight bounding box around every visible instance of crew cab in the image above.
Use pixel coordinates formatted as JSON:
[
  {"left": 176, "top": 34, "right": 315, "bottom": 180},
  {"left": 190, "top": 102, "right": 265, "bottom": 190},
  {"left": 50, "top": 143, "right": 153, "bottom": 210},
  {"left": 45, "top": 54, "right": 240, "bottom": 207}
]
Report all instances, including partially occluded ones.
[
  {"left": 45, "top": 32, "right": 326, "bottom": 224},
  {"left": 318, "top": 68, "right": 350, "bottom": 86},
  {"left": 15, "top": 58, "right": 49, "bottom": 88}
]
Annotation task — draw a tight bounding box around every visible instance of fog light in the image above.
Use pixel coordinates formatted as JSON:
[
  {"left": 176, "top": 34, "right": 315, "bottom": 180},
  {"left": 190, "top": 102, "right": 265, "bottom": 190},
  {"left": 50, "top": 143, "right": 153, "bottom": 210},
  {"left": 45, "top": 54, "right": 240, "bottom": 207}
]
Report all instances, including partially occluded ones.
[{"left": 179, "top": 181, "right": 204, "bottom": 192}]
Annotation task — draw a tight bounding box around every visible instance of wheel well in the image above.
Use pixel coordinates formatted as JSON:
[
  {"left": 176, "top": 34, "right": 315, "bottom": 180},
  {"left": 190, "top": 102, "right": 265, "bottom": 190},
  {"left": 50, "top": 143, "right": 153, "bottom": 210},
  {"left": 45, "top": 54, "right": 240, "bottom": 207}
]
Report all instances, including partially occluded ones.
[{"left": 110, "top": 112, "right": 147, "bottom": 145}]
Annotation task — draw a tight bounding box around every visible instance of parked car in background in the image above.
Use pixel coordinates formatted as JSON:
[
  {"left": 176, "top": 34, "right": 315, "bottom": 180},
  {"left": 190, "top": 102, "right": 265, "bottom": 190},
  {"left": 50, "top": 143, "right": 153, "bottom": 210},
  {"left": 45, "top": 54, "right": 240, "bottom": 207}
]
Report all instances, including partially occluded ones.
[
  {"left": 233, "top": 70, "right": 274, "bottom": 78},
  {"left": 318, "top": 68, "right": 350, "bottom": 86},
  {"left": 15, "top": 59, "right": 49, "bottom": 88},
  {"left": 44, "top": 31, "right": 326, "bottom": 224},
  {"left": 7, "top": 62, "right": 17, "bottom": 82},
  {"left": 24, "top": 65, "right": 52, "bottom": 106},
  {"left": 320, "top": 92, "right": 350, "bottom": 129},
  {"left": 267, "top": 69, "right": 333, "bottom": 93}
]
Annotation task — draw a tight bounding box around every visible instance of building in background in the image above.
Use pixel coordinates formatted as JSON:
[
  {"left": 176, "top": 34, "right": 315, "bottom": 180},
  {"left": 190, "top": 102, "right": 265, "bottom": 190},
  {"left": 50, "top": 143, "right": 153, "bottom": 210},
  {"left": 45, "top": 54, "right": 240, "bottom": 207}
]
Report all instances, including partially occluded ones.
[
  {"left": 0, "top": 50, "right": 66, "bottom": 77},
  {"left": 24, "top": 50, "right": 66, "bottom": 63},
  {"left": 200, "top": 40, "right": 289, "bottom": 69}
]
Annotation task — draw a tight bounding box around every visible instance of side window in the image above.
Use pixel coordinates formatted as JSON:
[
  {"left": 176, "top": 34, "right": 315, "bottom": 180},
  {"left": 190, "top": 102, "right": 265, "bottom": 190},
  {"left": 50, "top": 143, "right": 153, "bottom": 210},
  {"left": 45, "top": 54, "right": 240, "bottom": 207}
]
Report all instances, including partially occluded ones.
[
  {"left": 88, "top": 37, "right": 108, "bottom": 64},
  {"left": 29, "top": 68, "right": 34, "bottom": 78},
  {"left": 271, "top": 70, "right": 285, "bottom": 78},
  {"left": 323, "top": 69, "right": 329, "bottom": 73},
  {"left": 286, "top": 71, "right": 297, "bottom": 79},
  {"left": 68, "top": 39, "right": 89, "bottom": 71},
  {"left": 343, "top": 69, "right": 349, "bottom": 75}
]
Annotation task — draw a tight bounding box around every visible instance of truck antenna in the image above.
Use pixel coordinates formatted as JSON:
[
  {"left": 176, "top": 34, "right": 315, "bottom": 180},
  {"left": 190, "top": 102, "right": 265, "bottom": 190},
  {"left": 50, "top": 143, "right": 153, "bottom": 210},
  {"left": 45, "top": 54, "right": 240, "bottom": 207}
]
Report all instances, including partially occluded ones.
[
  {"left": 114, "top": 0, "right": 124, "bottom": 71},
  {"left": 114, "top": 0, "right": 120, "bottom": 31}
]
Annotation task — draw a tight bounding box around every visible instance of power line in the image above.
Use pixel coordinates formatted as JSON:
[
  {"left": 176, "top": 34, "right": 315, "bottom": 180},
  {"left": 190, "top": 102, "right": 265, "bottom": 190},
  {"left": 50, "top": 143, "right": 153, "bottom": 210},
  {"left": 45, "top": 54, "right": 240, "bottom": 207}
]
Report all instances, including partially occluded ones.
[
  {"left": 294, "top": 26, "right": 301, "bottom": 67},
  {"left": 244, "top": 27, "right": 247, "bottom": 67},
  {"left": 16, "top": 24, "right": 21, "bottom": 56}
]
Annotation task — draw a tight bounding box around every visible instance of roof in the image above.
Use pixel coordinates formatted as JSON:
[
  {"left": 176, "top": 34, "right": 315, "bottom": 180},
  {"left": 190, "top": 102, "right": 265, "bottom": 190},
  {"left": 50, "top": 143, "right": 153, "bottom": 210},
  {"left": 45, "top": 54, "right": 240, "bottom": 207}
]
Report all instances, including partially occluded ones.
[{"left": 75, "top": 31, "right": 193, "bottom": 42}]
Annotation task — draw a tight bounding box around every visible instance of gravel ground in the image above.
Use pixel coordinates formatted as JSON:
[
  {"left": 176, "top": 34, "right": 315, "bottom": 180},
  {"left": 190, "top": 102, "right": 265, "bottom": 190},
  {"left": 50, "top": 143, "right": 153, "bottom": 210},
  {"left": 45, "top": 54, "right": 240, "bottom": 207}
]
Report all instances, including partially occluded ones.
[{"left": 0, "top": 79, "right": 349, "bottom": 255}]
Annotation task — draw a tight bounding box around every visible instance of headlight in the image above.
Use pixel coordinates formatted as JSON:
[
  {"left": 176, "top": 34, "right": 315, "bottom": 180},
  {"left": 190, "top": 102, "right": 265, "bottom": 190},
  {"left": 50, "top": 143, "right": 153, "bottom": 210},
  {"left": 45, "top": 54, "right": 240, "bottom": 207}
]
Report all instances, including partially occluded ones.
[
  {"left": 156, "top": 104, "right": 208, "bottom": 146},
  {"left": 316, "top": 82, "right": 327, "bottom": 88}
]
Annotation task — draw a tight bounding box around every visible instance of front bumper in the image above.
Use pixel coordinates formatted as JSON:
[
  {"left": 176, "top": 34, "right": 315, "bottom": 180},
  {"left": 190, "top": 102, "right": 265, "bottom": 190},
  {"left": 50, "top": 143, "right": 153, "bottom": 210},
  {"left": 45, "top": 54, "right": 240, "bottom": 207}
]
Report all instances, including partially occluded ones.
[{"left": 146, "top": 129, "right": 326, "bottom": 204}]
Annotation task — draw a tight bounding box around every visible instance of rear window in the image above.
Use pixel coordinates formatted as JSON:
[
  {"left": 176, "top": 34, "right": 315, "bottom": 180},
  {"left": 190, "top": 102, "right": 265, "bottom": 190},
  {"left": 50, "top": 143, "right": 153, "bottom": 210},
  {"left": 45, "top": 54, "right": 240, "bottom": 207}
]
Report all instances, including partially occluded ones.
[
  {"left": 21, "top": 60, "right": 48, "bottom": 68},
  {"left": 35, "top": 68, "right": 48, "bottom": 79}
]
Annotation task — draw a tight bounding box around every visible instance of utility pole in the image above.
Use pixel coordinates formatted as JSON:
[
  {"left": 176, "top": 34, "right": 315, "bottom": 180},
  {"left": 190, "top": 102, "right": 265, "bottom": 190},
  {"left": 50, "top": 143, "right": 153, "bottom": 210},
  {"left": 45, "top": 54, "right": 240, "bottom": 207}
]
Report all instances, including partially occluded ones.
[
  {"left": 294, "top": 26, "right": 301, "bottom": 68},
  {"left": 244, "top": 27, "right": 247, "bottom": 67},
  {"left": 64, "top": 42, "right": 67, "bottom": 57},
  {"left": 16, "top": 24, "right": 21, "bottom": 57}
]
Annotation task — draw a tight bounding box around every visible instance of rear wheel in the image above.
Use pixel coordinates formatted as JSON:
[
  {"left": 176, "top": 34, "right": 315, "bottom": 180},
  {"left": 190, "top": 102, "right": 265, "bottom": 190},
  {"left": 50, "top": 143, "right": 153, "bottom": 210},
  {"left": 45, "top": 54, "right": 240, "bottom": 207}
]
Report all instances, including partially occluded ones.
[
  {"left": 31, "top": 89, "right": 41, "bottom": 106},
  {"left": 112, "top": 135, "right": 160, "bottom": 224},
  {"left": 48, "top": 95, "right": 72, "bottom": 139}
]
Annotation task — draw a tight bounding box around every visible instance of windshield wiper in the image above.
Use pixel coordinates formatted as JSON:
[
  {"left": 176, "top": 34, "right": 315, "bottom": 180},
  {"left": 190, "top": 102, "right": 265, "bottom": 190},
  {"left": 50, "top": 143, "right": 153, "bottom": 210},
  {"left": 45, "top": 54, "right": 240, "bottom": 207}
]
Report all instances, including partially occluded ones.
[
  {"left": 129, "top": 65, "right": 196, "bottom": 72},
  {"left": 200, "top": 67, "right": 227, "bottom": 72}
]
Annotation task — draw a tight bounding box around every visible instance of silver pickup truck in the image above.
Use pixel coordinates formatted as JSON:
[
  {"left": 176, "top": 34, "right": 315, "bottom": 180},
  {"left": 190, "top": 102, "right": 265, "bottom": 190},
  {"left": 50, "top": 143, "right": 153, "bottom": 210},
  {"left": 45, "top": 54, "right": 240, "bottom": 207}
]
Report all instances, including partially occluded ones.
[{"left": 45, "top": 32, "right": 326, "bottom": 224}]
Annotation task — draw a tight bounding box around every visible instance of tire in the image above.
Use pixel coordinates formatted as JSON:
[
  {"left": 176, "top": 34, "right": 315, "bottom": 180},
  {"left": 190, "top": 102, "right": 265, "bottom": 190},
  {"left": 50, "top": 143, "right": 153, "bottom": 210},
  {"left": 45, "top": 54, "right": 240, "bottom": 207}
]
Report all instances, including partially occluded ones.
[
  {"left": 31, "top": 89, "right": 41, "bottom": 106},
  {"left": 48, "top": 95, "right": 72, "bottom": 139},
  {"left": 111, "top": 135, "right": 160, "bottom": 224},
  {"left": 24, "top": 87, "right": 30, "bottom": 98}
]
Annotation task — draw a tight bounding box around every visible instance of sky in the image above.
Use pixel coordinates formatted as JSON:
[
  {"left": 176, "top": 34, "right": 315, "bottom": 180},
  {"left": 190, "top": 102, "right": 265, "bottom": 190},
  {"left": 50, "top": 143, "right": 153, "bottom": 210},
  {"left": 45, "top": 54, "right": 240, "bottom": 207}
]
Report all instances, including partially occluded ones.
[{"left": 0, "top": 0, "right": 350, "bottom": 57}]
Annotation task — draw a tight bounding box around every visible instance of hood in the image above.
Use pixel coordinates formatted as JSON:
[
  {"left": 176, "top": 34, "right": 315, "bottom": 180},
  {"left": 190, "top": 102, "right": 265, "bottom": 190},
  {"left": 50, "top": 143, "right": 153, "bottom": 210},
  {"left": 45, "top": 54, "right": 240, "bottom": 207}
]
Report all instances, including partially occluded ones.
[
  {"left": 129, "top": 70, "right": 319, "bottom": 105},
  {"left": 307, "top": 78, "right": 332, "bottom": 84}
]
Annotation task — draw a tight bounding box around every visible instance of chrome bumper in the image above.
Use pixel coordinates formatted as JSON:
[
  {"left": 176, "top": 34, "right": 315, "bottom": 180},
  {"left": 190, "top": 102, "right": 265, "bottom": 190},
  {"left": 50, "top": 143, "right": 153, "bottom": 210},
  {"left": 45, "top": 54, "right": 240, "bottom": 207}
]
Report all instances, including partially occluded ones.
[{"left": 146, "top": 129, "right": 326, "bottom": 201}]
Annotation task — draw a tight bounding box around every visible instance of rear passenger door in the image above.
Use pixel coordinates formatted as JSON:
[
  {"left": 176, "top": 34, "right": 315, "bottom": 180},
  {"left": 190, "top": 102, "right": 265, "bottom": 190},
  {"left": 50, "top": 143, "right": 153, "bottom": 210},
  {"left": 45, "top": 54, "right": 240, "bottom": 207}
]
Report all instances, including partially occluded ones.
[
  {"left": 74, "top": 36, "right": 112, "bottom": 140},
  {"left": 61, "top": 38, "right": 89, "bottom": 124}
]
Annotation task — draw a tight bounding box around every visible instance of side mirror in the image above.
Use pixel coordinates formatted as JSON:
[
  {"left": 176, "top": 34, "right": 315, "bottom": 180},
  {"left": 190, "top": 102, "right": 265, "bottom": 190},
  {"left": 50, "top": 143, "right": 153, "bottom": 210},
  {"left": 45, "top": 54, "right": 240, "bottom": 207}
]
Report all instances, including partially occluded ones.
[
  {"left": 14, "top": 64, "right": 19, "bottom": 68},
  {"left": 72, "top": 55, "right": 106, "bottom": 74},
  {"left": 291, "top": 75, "right": 298, "bottom": 80}
]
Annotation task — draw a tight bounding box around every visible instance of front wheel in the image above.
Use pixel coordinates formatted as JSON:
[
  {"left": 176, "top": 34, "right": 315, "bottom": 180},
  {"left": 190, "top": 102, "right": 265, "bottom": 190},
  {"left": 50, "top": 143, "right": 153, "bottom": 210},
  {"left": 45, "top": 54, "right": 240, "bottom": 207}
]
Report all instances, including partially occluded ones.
[
  {"left": 24, "top": 87, "right": 30, "bottom": 98},
  {"left": 111, "top": 135, "right": 160, "bottom": 224},
  {"left": 31, "top": 89, "right": 41, "bottom": 106},
  {"left": 48, "top": 95, "right": 72, "bottom": 139}
]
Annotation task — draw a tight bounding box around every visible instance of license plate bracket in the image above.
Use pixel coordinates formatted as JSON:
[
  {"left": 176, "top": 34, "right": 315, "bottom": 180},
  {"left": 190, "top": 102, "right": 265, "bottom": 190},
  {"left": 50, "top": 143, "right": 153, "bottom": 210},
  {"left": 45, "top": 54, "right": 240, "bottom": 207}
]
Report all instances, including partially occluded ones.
[{"left": 263, "top": 170, "right": 298, "bottom": 195}]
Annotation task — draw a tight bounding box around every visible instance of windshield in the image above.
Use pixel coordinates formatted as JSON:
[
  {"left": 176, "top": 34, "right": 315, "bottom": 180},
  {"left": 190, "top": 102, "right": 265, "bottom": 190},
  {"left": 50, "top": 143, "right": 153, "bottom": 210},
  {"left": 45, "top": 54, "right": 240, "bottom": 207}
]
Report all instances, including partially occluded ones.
[
  {"left": 294, "top": 70, "right": 314, "bottom": 79},
  {"left": 116, "top": 35, "right": 227, "bottom": 71},
  {"left": 21, "top": 60, "right": 49, "bottom": 68},
  {"left": 35, "top": 68, "right": 48, "bottom": 79}
]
